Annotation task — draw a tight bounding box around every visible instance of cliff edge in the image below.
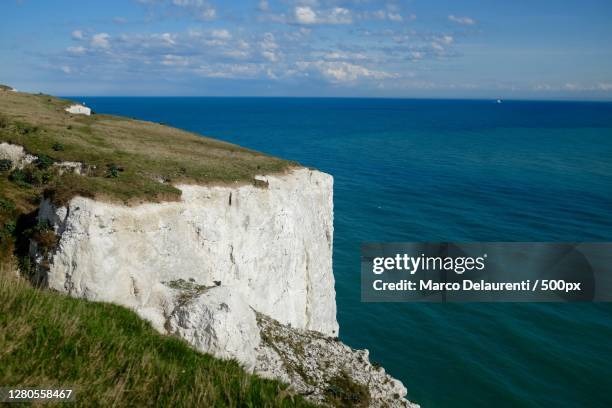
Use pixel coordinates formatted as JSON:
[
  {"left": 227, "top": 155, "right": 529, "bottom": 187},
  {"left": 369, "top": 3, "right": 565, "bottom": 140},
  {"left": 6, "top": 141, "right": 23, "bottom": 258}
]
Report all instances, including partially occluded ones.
[{"left": 0, "top": 88, "right": 418, "bottom": 407}]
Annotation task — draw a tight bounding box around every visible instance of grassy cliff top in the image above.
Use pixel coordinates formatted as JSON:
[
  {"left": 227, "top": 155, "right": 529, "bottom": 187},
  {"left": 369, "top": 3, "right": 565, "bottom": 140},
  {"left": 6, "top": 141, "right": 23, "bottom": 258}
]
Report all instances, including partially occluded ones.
[{"left": 0, "top": 87, "right": 294, "bottom": 207}]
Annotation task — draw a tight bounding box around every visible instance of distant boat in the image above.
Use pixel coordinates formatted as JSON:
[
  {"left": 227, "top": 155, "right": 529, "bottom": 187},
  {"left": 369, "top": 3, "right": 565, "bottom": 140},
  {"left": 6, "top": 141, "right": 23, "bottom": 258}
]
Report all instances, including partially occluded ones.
[{"left": 496, "top": 99, "right": 503, "bottom": 104}]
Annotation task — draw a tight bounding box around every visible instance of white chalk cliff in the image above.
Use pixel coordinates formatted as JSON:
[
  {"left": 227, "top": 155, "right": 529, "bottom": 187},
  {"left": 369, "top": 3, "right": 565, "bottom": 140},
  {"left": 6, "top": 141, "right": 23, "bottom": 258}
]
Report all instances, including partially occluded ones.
[{"left": 29, "top": 165, "right": 417, "bottom": 407}]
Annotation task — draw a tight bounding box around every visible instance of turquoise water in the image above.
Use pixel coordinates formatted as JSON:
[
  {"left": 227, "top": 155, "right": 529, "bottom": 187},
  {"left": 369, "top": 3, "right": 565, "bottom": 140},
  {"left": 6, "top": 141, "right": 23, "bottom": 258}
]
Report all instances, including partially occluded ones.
[{"left": 77, "top": 97, "right": 612, "bottom": 407}]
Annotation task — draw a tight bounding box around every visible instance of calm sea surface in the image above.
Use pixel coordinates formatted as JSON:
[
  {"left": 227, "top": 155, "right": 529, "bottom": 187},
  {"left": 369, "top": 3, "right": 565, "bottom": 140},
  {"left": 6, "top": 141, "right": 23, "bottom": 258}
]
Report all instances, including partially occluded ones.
[{"left": 76, "top": 97, "right": 612, "bottom": 407}]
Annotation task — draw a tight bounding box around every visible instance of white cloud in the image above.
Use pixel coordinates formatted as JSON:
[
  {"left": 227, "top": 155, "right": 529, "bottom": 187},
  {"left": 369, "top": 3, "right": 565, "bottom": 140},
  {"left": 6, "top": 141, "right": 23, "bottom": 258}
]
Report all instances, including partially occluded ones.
[
  {"left": 71, "top": 30, "right": 84, "bottom": 40},
  {"left": 198, "top": 7, "right": 216, "bottom": 20},
  {"left": 60, "top": 65, "right": 72, "bottom": 74},
  {"left": 160, "top": 32, "right": 177, "bottom": 45},
  {"left": 260, "top": 32, "right": 280, "bottom": 62},
  {"left": 328, "top": 7, "right": 352, "bottom": 24},
  {"left": 388, "top": 13, "right": 403, "bottom": 22},
  {"left": 295, "top": 6, "right": 317, "bottom": 24},
  {"left": 91, "top": 33, "right": 111, "bottom": 49},
  {"left": 313, "top": 51, "right": 368, "bottom": 61},
  {"left": 448, "top": 15, "right": 475, "bottom": 25},
  {"left": 67, "top": 46, "right": 86, "bottom": 55},
  {"left": 294, "top": 6, "right": 352, "bottom": 25},
  {"left": 162, "top": 54, "right": 189, "bottom": 66},
  {"left": 197, "top": 63, "right": 264, "bottom": 79},
  {"left": 224, "top": 49, "right": 250, "bottom": 59},
  {"left": 262, "top": 51, "right": 279, "bottom": 62},
  {"left": 410, "top": 51, "right": 423, "bottom": 60},
  {"left": 362, "top": 10, "right": 413, "bottom": 22},
  {"left": 297, "top": 60, "right": 397, "bottom": 82},
  {"left": 440, "top": 35, "right": 454, "bottom": 45},
  {"left": 598, "top": 83, "right": 612, "bottom": 91},
  {"left": 534, "top": 82, "right": 612, "bottom": 92},
  {"left": 211, "top": 29, "right": 231, "bottom": 40},
  {"left": 171, "top": 0, "right": 216, "bottom": 20}
]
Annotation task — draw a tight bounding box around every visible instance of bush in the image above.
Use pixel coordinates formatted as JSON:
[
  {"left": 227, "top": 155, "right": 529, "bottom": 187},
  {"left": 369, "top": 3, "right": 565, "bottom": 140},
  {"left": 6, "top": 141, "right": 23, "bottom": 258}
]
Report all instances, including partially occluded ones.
[
  {"left": 52, "top": 142, "right": 65, "bottom": 151},
  {"left": 35, "top": 154, "right": 54, "bottom": 170},
  {"left": 0, "top": 159, "right": 12, "bottom": 172},
  {"left": 106, "top": 163, "right": 122, "bottom": 178},
  {"left": 9, "top": 167, "right": 54, "bottom": 188},
  {"left": 9, "top": 169, "right": 30, "bottom": 188}
]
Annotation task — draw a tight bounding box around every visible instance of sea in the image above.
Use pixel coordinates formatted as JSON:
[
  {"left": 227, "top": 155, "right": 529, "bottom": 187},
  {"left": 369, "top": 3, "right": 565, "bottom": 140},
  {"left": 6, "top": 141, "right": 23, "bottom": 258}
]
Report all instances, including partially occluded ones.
[{"left": 75, "top": 97, "right": 612, "bottom": 408}]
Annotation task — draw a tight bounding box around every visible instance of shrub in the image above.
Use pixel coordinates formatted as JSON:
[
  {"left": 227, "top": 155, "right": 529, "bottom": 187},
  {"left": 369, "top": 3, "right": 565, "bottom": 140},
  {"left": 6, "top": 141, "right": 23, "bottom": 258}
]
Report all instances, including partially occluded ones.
[
  {"left": 35, "top": 154, "right": 54, "bottom": 170},
  {"left": 106, "top": 163, "right": 122, "bottom": 178},
  {"left": 0, "top": 159, "right": 12, "bottom": 172},
  {"left": 9, "top": 169, "right": 30, "bottom": 188},
  {"left": 8, "top": 166, "right": 54, "bottom": 188},
  {"left": 52, "top": 142, "right": 65, "bottom": 151}
]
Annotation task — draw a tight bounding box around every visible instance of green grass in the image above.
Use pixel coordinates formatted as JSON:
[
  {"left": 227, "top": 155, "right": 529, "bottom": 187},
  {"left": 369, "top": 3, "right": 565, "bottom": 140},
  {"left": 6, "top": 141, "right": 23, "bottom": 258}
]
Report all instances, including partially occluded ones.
[
  {"left": 0, "top": 265, "right": 315, "bottom": 407},
  {"left": 0, "top": 88, "right": 294, "bottom": 206}
]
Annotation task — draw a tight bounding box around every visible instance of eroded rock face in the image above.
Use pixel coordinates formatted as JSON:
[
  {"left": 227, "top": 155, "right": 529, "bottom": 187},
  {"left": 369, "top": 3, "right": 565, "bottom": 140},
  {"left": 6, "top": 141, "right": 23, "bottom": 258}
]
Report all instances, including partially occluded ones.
[
  {"left": 0, "top": 142, "right": 83, "bottom": 174},
  {"left": 255, "top": 314, "right": 418, "bottom": 408},
  {"left": 33, "top": 167, "right": 418, "bottom": 407},
  {"left": 0, "top": 142, "right": 36, "bottom": 169},
  {"left": 166, "top": 285, "right": 261, "bottom": 371},
  {"left": 37, "top": 168, "right": 337, "bottom": 336}
]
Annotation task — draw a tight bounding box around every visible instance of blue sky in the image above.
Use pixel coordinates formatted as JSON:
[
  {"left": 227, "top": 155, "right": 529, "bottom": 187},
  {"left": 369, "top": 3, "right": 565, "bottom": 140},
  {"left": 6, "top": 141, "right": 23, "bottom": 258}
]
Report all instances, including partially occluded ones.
[{"left": 2, "top": 0, "right": 612, "bottom": 99}]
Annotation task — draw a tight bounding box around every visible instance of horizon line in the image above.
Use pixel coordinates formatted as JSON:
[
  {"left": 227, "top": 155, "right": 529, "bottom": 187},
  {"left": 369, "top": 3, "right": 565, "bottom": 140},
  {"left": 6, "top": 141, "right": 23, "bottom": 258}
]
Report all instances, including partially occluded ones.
[{"left": 60, "top": 95, "right": 612, "bottom": 103}]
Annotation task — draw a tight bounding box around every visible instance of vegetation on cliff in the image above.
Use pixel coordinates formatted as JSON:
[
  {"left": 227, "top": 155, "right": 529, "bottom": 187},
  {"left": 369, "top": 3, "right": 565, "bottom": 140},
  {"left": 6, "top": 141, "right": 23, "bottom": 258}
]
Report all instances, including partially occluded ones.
[
  {"left": 0, "top": 88, "right": 312, "bottom": 407},
  {"left": 0, "top": 87, "right": 292, "bottom": 206},
  {"left": 0, "top": 264, "right": 314, "bottom": 407}
]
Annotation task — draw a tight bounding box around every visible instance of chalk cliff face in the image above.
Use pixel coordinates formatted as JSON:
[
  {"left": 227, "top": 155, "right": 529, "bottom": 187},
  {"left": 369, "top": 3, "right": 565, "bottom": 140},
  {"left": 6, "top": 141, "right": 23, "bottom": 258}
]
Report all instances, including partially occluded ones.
[
  {"left": 37, "top": 168, "right": 337, "bottom": 335},
  {"left": 32, "top": 167, "right": 417, "bottom": 407}
]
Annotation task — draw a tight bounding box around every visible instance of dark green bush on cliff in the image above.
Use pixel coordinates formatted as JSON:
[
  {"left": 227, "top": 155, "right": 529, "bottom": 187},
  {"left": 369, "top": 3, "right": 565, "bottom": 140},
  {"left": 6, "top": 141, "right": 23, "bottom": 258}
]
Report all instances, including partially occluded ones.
[{"left": 0, "top": 159, "right": 12, "bottom": 172}]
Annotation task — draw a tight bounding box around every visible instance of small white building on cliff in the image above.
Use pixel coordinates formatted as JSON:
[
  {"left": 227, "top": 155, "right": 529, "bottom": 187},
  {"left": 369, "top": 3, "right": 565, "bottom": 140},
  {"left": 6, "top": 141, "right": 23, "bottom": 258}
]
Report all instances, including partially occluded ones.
[{"left": 65, "top": 103, "right": 91, "bottom": 116}]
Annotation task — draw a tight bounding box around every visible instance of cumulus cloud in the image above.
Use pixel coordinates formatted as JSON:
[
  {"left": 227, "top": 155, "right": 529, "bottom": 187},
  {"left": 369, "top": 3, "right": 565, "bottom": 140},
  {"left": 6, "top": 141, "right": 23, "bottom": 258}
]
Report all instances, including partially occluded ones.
[
  {"left": 197, "top": 63, "right": 264, "bottom": 79},
  {"left": 71, "top": 30, "right": 84, "bottom": 40},
  {"left": 162, "top": 54, "right": 190, "bottom": 66},
  {"left": 211, "top": 29, "right": 231, "bottom": 40},
  {"left": 67, "top": 46, "right": 86, "bottom": 55},
  {"left": 387, "top": 13, "right": 403, "bottom": 22},
  {"left": 294, "top": 6, "right": 352, "bottom": 25},
  {"left": 295, "top": 6, "right": 317, "bottom": 24},
  {"left": 448, "top": 15, "right": 475, "bottom": 25},
  {"left": 54, "top": 3, "right": 481, "bottom": 90},
  {"left": 313, "top": 51, "right": 368, "bottom": 61},
  {"left": 260, "top": 32, "right": 280, "bottom": 62},
  {"left": 296, "top": 61, "right": 397, "bottom": 82},
  {"left": 91, "top": 33, "right": 111, "bottom": 49},
  {"left": 171, "top": 0, "right": 216, "bottom": 20}
]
